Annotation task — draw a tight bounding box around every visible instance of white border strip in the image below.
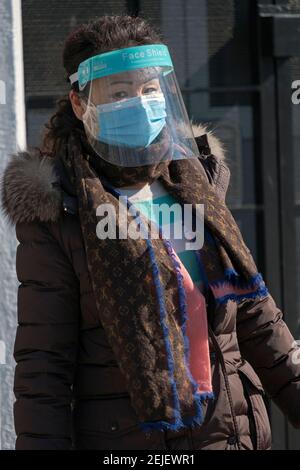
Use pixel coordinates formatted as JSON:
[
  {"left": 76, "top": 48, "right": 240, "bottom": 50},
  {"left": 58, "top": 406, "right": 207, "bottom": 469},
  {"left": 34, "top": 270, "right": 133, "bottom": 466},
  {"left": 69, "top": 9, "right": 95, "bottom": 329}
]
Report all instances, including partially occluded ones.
[{"left": 12, "top": 0, "right": 26, "bottom": 151}]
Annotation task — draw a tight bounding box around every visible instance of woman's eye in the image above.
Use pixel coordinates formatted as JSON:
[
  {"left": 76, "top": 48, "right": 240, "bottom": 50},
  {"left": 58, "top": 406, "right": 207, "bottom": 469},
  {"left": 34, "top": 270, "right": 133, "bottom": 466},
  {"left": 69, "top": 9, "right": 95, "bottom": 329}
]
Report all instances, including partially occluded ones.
[
  {"left": 111, "top": 91, "right": 128, "bottom": 101},
  {"left": 143, "top": 87, "right": 158, "bottom": 95}
]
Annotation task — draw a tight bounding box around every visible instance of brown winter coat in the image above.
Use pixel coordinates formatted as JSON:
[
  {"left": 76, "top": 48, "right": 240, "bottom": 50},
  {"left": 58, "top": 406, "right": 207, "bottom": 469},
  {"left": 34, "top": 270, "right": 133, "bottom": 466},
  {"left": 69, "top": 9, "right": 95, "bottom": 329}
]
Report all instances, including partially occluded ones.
[{"left": 1, "top": 124, "right": 300, "bottom": 450}]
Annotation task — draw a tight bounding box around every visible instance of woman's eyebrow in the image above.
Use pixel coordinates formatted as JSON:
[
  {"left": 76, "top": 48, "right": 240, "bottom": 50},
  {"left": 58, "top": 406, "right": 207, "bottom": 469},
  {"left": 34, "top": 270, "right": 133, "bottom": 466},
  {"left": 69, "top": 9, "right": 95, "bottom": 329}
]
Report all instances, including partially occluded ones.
[
  {"left": 110, "top": 78, "right": 158, "bottom": 86},
  {"left": 110, "top": 80, "right": 133, "bottom": 85}
]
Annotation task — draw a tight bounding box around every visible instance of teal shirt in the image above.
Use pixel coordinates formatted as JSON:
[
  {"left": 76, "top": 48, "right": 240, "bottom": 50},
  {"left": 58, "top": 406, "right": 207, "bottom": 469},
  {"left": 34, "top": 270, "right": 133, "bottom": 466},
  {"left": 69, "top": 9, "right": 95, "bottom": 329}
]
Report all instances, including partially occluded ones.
[{"left": 116, "top": 180, "right": 205, "bottom": 292}]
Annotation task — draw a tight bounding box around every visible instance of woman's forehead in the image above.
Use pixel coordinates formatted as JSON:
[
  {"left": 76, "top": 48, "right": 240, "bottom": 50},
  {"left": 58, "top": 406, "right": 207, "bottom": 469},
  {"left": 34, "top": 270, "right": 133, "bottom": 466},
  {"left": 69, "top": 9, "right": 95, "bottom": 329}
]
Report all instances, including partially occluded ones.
[{"left": 94, "top": 68, "right": 161, "bottom": 87}]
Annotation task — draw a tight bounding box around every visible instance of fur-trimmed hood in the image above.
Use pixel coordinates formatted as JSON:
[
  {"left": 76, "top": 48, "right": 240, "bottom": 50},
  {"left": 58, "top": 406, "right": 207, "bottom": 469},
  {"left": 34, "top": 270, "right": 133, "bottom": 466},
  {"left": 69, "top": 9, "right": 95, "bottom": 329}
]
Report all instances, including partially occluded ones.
[{"left": 0, "top": 123, "right": 228, "bottom": 227}]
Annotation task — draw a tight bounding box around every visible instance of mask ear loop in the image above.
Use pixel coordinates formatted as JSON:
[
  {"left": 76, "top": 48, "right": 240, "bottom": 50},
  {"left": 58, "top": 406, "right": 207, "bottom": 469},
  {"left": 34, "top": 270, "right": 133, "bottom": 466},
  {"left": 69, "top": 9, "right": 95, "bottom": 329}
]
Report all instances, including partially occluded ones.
[{"left": 80, "top": 85, "right": 100, "bottom": 141}]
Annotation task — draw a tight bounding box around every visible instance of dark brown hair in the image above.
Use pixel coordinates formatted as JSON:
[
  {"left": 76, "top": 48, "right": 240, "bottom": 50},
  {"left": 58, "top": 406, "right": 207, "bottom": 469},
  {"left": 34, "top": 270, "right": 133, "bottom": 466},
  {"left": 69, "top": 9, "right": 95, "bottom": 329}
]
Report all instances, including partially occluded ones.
[{"left": 42, "top": 14, "right": 163, "bottom": 156}]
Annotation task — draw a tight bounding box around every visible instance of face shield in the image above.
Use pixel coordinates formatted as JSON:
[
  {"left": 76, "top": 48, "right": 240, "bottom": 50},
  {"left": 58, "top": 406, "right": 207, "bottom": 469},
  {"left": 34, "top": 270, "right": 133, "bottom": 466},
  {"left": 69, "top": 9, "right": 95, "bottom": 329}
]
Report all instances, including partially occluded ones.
[{"left": 69, "top": 44, "right": 200, "bottom": 167}]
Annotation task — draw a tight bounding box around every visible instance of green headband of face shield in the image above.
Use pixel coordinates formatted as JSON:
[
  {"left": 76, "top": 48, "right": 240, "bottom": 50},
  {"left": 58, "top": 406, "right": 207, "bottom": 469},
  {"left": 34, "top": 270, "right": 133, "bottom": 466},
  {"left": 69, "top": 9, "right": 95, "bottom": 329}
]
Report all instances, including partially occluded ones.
[{"left": 69, "top": 44, "right": 174, "bottom": 91}]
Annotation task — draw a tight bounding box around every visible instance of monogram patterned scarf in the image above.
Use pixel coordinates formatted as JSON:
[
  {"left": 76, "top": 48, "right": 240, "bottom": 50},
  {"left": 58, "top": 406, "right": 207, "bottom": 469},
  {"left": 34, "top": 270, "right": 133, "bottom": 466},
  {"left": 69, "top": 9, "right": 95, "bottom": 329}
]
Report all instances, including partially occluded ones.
[{"left": 60, "top": 129, "right": 269, "bottom": 434}]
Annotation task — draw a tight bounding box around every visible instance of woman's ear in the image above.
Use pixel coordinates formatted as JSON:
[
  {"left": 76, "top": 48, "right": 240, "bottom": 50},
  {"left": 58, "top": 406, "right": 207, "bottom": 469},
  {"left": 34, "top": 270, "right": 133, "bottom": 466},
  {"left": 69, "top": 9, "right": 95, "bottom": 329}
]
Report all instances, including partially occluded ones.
[{"left": 69, "top": 90, "right": 85, "bottom": 121}]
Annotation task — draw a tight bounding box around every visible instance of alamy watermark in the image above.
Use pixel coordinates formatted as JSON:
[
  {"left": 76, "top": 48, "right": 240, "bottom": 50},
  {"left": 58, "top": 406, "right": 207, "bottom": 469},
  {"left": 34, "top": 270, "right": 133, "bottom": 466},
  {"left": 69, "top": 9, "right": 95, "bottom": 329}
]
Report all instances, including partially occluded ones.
[{"left": 95, "top": 197, "right": 205, "bottom": 251}]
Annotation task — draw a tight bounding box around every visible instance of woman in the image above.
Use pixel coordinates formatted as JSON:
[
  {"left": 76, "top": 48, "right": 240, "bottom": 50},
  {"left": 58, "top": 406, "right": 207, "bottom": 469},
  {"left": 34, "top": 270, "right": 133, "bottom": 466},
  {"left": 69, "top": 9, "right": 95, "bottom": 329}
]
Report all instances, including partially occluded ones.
[{"left": 1, "top": 14, "right": 300, "bottom": 451}]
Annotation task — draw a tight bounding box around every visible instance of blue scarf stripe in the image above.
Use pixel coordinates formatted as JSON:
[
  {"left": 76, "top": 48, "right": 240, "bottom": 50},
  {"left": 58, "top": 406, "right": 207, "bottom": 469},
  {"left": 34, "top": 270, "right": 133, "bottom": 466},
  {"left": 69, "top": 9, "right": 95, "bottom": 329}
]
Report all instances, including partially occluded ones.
[
  {"left": 162, "top": 237, "right": 215, "bottom": 424},
  {"left": 138, "top": 390, "right": 216, "bottom": 433},
  {"left": 142, "top": 225, "right": 213, "bottom": 432},
  {"left": 210, "top": 270, "right": 266, "bottom": 289},
  {"left": 214, "top": 285, "right": 269, "bottom": 306},
  {"left": 209, "top": 273, "right": 269, "bottom": 297},
  {"left": 145, "top": 236, "right": 182, "bottom": 422}
]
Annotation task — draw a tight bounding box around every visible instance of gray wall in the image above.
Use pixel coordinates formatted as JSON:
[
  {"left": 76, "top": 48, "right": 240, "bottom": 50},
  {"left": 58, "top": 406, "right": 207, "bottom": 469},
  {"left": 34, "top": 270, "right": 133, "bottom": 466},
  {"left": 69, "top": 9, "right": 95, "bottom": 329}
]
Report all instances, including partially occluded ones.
[{"left": 0, "top": 0, "right": 26, "bottom": 450}]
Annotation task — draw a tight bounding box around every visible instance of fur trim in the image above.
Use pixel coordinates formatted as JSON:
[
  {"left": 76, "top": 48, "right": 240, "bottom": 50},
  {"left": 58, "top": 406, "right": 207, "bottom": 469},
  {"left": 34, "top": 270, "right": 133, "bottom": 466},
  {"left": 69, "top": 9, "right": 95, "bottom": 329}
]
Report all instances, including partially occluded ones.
[
  {"left": 0, "top": 124, "right": 226, "bottom": 226},
  {"left": 0, "top": 149, "right": 62, "bottom": 226},
  {"left": 191, "top": 122, "right": 226, "bottom": 163}
]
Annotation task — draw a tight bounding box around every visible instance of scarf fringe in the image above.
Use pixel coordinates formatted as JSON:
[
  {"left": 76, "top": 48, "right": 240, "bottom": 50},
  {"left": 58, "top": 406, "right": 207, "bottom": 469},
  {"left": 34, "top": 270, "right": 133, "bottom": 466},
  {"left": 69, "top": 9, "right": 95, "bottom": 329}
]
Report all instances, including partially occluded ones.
[
  {"left": 161, "top": 238, "right": 215, "bottom": 428},
  {"left": 210, "top": 271, "right": 269, "bottom": 305},
  {"left": 138, "top": 391, "right": 215, "bottom": 434},
  {"left": 145, "top": 229, "right": 184, "bottom": 425},
  {"left": 144, "top": 232, "right": 215, "bottom": 434},
  {"left": 215, "top": 269, "right": 264, "bottom": 288},
  {"left": 163, "top": 238, "right": 195, "bottom": 366},
  {"left": 214, "top": 286, "right": 269, "bottom": 306}
]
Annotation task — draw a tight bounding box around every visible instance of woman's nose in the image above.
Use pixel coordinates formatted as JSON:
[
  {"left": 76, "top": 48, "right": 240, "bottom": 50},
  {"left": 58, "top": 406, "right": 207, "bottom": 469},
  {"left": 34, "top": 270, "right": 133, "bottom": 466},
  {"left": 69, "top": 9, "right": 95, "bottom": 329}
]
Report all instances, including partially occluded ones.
[
  {"left": 131, "top": 85, "right": 144, "bottom": 97},
  {"left": 131, "top": 91, "right": 143, "bottom": 98}
]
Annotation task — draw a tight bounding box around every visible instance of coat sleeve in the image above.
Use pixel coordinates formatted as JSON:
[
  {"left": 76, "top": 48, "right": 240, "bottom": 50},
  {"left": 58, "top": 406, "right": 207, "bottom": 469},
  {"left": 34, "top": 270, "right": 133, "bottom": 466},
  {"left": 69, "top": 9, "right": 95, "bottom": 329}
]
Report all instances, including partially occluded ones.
[
  {"left": 13, "top": 220, "right": 80, "bottom": 449},
  {"left": 236, "top": 293, "right": 300, "bottom": 429}
]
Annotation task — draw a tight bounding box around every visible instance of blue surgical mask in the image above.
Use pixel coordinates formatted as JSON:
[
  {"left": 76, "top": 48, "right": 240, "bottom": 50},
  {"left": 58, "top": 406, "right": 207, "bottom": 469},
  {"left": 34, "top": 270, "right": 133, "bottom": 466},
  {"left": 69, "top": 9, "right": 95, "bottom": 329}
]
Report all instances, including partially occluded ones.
[{"left": 96, "top": 93, "right": 167, "bottom": 148}]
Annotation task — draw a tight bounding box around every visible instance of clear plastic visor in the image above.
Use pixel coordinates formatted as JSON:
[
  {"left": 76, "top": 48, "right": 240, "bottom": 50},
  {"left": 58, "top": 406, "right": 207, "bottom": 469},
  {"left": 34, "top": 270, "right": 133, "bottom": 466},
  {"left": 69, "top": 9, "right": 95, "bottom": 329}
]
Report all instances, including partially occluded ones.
[{"left": 80, "top": 66, "right": 200, "bottom": 167}]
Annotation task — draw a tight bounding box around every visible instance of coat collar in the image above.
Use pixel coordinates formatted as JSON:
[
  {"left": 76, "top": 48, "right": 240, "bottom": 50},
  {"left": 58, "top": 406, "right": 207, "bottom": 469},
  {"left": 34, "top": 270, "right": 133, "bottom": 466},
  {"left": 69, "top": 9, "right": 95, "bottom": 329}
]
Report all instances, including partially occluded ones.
[{"left": 0, "top": 123, "right": 229, "bottom": 226}]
